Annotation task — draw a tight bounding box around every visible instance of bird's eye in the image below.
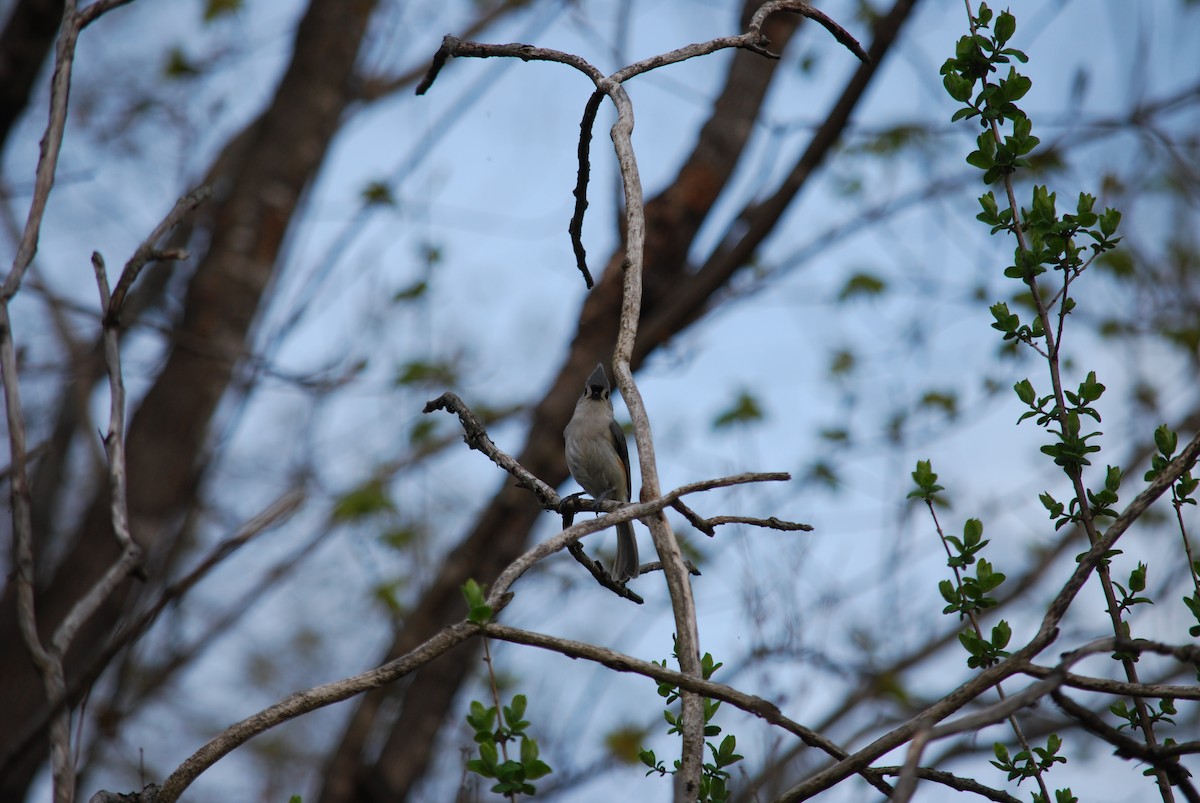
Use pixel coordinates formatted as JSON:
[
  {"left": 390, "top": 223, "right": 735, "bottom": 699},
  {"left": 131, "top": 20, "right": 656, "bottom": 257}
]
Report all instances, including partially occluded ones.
[{"left": 603, "top": 390, "right": 609, "bottom": 399}]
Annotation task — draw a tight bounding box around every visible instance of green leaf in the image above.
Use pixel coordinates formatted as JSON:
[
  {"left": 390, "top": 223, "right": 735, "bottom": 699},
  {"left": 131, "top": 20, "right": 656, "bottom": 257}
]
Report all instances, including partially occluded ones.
[
  {"left": 963, "top": 518, "right": 983, "bottom": 544},
  {"left": 505, "top": 694, "right": 528, "bottom": 728},
  {"left": 1129, "top": 563, "right": 1147, "bottom": 593},
  {"left": 991, "top": 619, "right": 1012, "bottom": 649},
  {"left": 394, "top": 359, "right": 458, "bottom": 388},
  {"left": 994, "top": 10, "right": 1016, "bottom": 44},
  {"left": 712, "top": 391, "right": 764, "bottom": 429},
  {"left": 829, "top": 348, "right": 856, "bottom": 377},
  {"left": 203, "top": 0, "right": 243, "bottom": 21},
  {"left": 1078, "top": 371, "right": 1105, "bottom": 403},
  {"left": 163, "top": 47, "right": 201, "bottom": 79},
  {"left": 461, "top": 579, "right": 493, "bottom": 624},
  {"left": 1100, "top": 208, "right": 1122, "bottom": 237},
  {"left": 1154, "top": 424, "right": 1178, "bottom": 458},
  {"left": 837, "top": 272, "right": 888, "bottom": 301},
  {"left": 393, "top": 280, "right": 428, "bottom": 302},
  {"left": 361, "top": 180, "right": 395, "bottom": 207},
  {"left": 478, "top": 741, "right": 499, "bottom": 772},
  {"left": 1105, "top": 465, "right": 1122, "bottom": 492},
  {"left": 907, "top": 459, "right": 945, "bottom": 500},
  {"left": 944, "top": 73, "right": 974, "bottom": 103},
  {"left": 1013, "top": 378, "right": 1036, "bottom": 404},
  {"left": 331, "top": 478, "right": 395, "bottom": 521},
  {"left": 520, "top": 735, "right": 538, "bottom": 765}
]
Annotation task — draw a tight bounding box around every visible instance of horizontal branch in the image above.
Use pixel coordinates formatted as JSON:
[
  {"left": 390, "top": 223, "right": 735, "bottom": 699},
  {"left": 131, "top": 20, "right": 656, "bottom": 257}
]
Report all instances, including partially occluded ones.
[
  {"left": 1022, "top": 664, "right": 1200, "bottom": 700},
  {"left": 876, "top": 765, "right": 1019, "bottom": 803}
]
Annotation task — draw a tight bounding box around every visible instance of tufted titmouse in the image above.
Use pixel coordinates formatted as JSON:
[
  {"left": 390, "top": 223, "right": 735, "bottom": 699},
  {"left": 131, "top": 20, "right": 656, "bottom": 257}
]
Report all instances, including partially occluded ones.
[{"left": 564, "top": 363, "right": 639, "bottom": 581}]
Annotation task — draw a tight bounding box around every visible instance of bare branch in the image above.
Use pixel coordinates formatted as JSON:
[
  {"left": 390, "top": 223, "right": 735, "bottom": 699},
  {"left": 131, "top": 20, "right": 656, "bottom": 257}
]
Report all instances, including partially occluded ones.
[
  {"left": 704, "top": 514, "right": 811, "bottom": 532},
  {"left": 829, "top": 636, "right": 1200, "bottom": 803},
  {"left": 1023, "top": 665, "right": 1200, "bottom": 700},
  {"left": 106, "top": 185, "right": 210, "bottom": 322},
  {"left": 2, "top": 1, "right": 79, "bottom": 301},
  {"left": 423, "top": 391, "right": 560, "bottom": 507},
  {"left": 0, "top": 4, "right": 94, "bottom": 799},
  {"left": 416, "top": 35, "right": 604, "bottom": 96},
  {"left": 78, "top": 0, "right": 136, "bottom": 28},
  {"left": 1, "top": 490, "right": 307, "bottom": 778},
  {"left": 566, "top": 542, "right": 645, "bottom": 604},
  {"left": 876, "top": 764, "right": 1019, "bottom": 802},
  {"left": 568, "top": 90, "right": 604, "bottom": 289}
]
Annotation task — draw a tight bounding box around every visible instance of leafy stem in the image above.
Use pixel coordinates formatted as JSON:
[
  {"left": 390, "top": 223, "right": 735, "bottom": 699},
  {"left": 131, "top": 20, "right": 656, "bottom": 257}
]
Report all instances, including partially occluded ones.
[{"left": 947, "top": 4, "right": 1171, "bottom": 800}]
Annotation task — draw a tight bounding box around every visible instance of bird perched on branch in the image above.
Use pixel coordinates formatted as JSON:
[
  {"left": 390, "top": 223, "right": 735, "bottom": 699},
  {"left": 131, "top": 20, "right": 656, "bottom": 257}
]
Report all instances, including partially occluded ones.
[{"left": 564, "top": 363, "right": 639, "bottom": 582}]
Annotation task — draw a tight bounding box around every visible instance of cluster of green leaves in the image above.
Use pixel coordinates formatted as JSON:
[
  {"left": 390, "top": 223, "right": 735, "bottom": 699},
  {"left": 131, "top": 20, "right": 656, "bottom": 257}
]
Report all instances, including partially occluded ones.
[
  {"left": 939, "top": 5, "right": 1025, "bottom": 112},
  {"left": 906, "top": 459, "right": 944, "bottom": 504},
  {"left": 465, "top": 695, "right": 552, "bottom": 798},
  {"left": 939, "top": 522, "right": 1007, "bottom": 620},
  {"left": 459, "top": 582, "right": 552, "bottom": 798},
  {"left": 991, "top": 735, "right": 1067, "bottom": 786},
  {"left": 1146, "top": 425, "right": 1197, "bottom": 494},
  {"left": 957, "top": 617, "right": 1011, "bottom": 671},
  {"left": 1039, "top": 465, "right": 1123, "bottom": 542},
  {"left": 1032, "top": 787, "right": 1079, "bottom": 803},
  {"left": 639, "top": 651, "right": 742, "bottom": 803},
  {"left": 1109, "top": 697, "right": 1176, "bottom": 733},
  {"left": 1144, "top": 426, "right": 1200, "bottom": 647},
  {"left": 1111, "top": 563, "right": 1152, "bottom": 618},
  {"left": 1012, "top": 371, "right": 1105, "bottom": 470},
  {"left": 980, "top": 188, "right": 1122, "bottom": 283}
]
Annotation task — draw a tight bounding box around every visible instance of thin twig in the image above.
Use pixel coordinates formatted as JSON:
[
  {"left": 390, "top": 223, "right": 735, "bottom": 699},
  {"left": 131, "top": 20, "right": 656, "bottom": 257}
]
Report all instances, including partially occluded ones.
[
  {"left": 567, "top": 542, "right": 645, "bottom": 604},
  {"left": 106, "top": 186, "right": 210, "bottom": 322},
  {"left": 568, "top": 90, "right": 604, "bottom": 288},
  {"left": 424, "top": 391, "right": 559, "bottom": 508}
]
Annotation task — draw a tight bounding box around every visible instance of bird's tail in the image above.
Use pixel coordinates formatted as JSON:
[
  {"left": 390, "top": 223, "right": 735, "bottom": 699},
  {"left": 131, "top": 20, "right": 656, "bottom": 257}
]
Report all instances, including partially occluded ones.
[{"left": 614, "top": 520, "right": 639, "bottom": 582}]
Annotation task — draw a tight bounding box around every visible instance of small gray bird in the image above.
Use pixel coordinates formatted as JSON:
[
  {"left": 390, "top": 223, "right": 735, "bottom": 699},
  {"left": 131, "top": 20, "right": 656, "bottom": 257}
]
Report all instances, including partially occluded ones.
[{"left": 564, "top": 363, "right": 639, "bottom": 581}]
